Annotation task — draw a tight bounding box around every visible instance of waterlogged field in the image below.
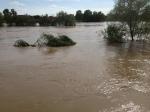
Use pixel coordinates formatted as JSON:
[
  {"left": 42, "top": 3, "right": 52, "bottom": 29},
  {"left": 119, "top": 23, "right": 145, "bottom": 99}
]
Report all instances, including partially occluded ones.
[{"left": 0, "top": 23, "right": 150, "bottom": 112}]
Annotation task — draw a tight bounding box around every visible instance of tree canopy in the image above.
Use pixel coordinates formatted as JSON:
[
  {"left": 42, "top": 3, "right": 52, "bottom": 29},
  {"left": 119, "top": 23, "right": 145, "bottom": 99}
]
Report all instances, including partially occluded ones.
[
  {"left": 56, "top": 11, "right": 76, "bottom": 26},
  {"left": 0, "top": 9, "right": 76, "bottom": 26},
  {"left": 0, "top": 12, "right": 3, "bottom": 26},
  {"left": 108, "top": 0, "right": 150, "bottom": 40},
  {"left": 75, "top": 10, "right": 106, "bottom": 22},
  {"left": 75, "top": 10, "right": 83, "bottom": 22}
]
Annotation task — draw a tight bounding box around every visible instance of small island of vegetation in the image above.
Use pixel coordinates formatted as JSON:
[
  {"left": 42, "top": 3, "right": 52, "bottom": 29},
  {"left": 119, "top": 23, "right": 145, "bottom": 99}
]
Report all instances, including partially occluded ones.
[
  {"left": 14, "top": 33, "right": 76, "bottom": 47},
  {"left": 35, "top": 33, "right": 76, "bottom": 47}
]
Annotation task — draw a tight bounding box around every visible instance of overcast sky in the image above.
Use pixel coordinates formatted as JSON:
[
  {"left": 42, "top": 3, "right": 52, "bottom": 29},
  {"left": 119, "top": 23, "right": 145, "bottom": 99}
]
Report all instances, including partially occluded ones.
[{"left": 0, "top": 0, "right": 114, "bottom": 15}]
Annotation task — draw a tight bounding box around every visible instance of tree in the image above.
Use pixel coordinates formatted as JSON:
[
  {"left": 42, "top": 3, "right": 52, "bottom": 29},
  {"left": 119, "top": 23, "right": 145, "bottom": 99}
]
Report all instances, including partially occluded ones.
[
  {"left": 65, "top": 14, "right": 76, "bottom": 26},
  {"left": 92, "top": 11, "right": 98, "bottom": 21},
  {"left": 3, "top": 9, "right": 10, "bottom": 16},
  {"left": 56, "top": 11, "right": 76, "bottom": 26},
  {"left": 75, "top": 10, "right": 83, "bottom": 22},
  {"left": 0, "top": 12, "right": 4, "bottom": 26},
  {"left": 83, "top": 10, "right": 92, "bottom": 22},
  {"left": 39, "top": 14, "right": 52, "bottom": 26},
  {"left": 11, "top": 9, "right": 17, "bottom": 17},
  {"left": 56, "top": 11, "right": 67, "bottom": 25},
  {"left": 15, "top": 15, "right": 36, "bottom": 26},
  {"left": 77, "top": 10, "right": 106, "bottom": 22},
  {"left": 11, "top": 9, "right": 17, "bottom": 25},
  {"left": 141, "top": 5, "right": 150, "bottom": 22},
  {"left": 3, "top": 9, "right": 17, "bottom": 25},
  {"left": 3, "top": 9, "right": 11, "bottom": 24},
  {"left": 106, "top": 10, "right": 117, "bottom": 21},
  {"left": 112, "top": 0, "right": 150, "bottom": 41},
  {"left": 97, "top": 11, "right": 106, "bottom": 21},
  {"left": 103, "top": 24, "right": 126, "bottom": 43}
]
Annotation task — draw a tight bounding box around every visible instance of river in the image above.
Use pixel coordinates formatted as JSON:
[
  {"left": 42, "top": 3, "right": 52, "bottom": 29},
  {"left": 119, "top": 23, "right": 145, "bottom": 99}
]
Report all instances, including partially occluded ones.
[{"left": 0, "top": 23, "right": 150, "bottom": 112}]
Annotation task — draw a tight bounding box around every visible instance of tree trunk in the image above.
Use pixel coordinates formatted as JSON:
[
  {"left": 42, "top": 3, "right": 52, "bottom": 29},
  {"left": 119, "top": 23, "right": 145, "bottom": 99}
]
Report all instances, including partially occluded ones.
[
  {"left": 131, "top": 31, "right": 134, "bottom": 41},
  {"left": 129, "top": 23, "right": 134, "bottom": 41}
]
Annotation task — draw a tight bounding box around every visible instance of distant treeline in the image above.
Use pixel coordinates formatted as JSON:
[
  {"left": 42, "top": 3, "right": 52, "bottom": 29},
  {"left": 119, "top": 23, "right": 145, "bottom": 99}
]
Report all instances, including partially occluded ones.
[
  {"left": 0, "top": 9, "right": 107, "bottom": 27},
  {"left": 75, "top": 10, "right": 106, "bottom": 22},
  {"left": 0, "top": 9, "right": 76, "bottom": 26}
]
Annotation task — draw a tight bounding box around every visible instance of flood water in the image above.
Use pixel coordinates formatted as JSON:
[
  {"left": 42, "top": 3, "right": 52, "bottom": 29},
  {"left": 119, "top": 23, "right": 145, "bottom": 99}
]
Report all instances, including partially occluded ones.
[{"left": 0, "top": 23, "right": 150, "bottom": 112}]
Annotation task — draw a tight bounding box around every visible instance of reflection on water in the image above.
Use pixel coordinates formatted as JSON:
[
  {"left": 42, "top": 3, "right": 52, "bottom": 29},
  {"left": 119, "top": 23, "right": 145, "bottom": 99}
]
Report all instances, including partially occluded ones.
[{"left": 0, "top": 23, "right": 150, "bottom": 112}]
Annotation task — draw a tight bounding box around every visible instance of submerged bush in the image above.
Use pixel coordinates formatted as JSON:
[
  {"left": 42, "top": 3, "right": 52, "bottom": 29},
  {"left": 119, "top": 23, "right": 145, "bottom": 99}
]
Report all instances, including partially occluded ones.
[
  {"left": 35, "top": 33, "right": 76, "bottom": 47},
  {"left": 58, "top": 35, "right": 76, "bottom": 45},
  {"left": 103, "top": 24, "right": 126, "bottom": 43},
  {"left": 0, "top": 12, "right": 4, "bottom": 26},
  {"left": 14, "top": 39, "right": 30, "bottom": 47}
]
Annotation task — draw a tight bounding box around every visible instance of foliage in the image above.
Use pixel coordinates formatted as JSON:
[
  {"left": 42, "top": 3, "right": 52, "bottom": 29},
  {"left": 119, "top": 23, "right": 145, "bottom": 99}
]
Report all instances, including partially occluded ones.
[
  {"left": 106, "top": 10, "right": 117, "bottom": 21},
  {"left": 2, "top": 9, "right": 39, "bottom": 26},
  {"left": 3, "top": 9, "right": 17, "bottom": 25},
  {"left": 65, "top": 14, "right": 76, "bottom": 26},
  {"left": 1, "top": 9, "right": 77, "bottom": 26},
  {"left": 35, "top": 33, "right": 76, "bottom": 47},
  {"left": 59, "top": 35, "right": 76, "bottom": 44},
  {"left": 0, "top": 12, "right": 4, "bottom": 26},
  {"left": 3, "top": 9, "right": 11, "bottom": 24},
  {"left": 14, "top": 39, "right": 30, "bottom": 47},
  {"left": 92, "top": 11, "right": 105, "bottom": 22},
  {"left": 75, "top": 10, "right": 83, "bottom": 22},
  {"left": 15, "top": 15, "right": 36, "bottom": 26},
  {"left": 75, "top": 10, "right": 106, "bottom": 22},
  {"left": 1, "top": 8, "right": 106, "bottom": 26},
  {"left": 38, "top": 15, "right": 53, "bottom": 26},
  {"left": 141, "top": 5, "right": 150, "bottom": 22},
  {"left": 56, "top": 11, "right": 76, "bottom": 26},
  {"left": 83, "top": 10, "right": 93, "bottom": 22},
  {"left": 136, "top": 22, "right": 150, "bottom": 40},
  {"left": 103, "top": 24, "right": 126, "bottom": 43}
]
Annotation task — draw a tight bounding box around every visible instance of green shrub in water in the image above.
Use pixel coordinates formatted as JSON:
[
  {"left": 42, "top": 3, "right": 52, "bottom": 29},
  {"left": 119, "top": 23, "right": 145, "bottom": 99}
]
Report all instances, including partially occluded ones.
[
  {"left": 14, "top": 39, "right": 30, "bottom": 47},
  {"left": 59, "top": 35, "right": 76, "bottom": 45},
  {"left": 103, "top": 24, "right": 126, "bottom": 43},
  {"left": 35, "top": 33, "right": 76, "bottom": 47}
]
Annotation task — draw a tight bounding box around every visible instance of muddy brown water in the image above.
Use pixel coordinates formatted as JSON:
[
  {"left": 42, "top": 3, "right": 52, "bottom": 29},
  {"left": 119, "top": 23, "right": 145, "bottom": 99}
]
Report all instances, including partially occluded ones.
[{"left": 0, "top": 23, "right": 150, "bottom": 112}]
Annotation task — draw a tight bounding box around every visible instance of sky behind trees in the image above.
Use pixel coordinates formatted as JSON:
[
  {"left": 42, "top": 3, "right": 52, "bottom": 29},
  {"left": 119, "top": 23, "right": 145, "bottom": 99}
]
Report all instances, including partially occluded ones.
[{"left": 0, "top": 0, "right": 114, "bottom": 15}]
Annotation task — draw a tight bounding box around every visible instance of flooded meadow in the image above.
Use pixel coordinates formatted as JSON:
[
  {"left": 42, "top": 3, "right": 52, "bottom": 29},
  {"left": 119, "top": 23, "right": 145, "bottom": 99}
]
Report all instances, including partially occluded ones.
[{"left": 0, "top": 23, "right": 150, "bottom": 112}]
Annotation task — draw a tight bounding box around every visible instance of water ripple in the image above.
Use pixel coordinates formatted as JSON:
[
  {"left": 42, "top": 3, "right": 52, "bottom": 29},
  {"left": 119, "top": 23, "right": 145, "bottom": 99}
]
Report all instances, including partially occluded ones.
[{"left": 101, "top": 102, "right": 146, "bottom": 112}]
